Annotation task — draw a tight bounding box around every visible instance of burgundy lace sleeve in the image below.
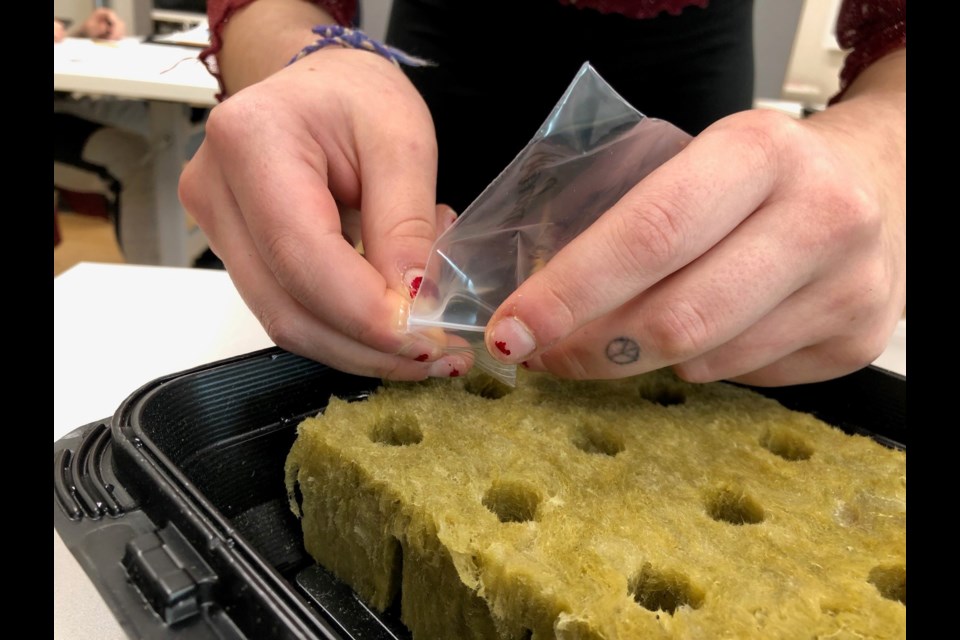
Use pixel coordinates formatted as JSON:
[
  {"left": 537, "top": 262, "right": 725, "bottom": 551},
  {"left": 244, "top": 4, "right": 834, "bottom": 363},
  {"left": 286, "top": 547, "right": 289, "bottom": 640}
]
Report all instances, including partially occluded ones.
[
  {"left": 202, "top": 0, "right": 358, "bottom": 99},
  {"left": 831, "top": 0, "right": 906, "bottom": 104}
]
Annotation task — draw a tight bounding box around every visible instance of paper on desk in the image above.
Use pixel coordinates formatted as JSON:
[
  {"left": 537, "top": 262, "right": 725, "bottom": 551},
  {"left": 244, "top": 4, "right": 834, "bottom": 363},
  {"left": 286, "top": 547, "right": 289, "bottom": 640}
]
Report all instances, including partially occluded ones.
[{"left": 149, "top": 20, "right": 210, "bottom": 48}]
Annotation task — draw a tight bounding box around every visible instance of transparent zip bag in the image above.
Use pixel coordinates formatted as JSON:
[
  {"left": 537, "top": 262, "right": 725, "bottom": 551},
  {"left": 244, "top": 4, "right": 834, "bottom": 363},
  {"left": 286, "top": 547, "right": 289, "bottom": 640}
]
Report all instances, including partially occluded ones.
[{"left": 409, "top": 62, "right": 692, "bottom": 385}]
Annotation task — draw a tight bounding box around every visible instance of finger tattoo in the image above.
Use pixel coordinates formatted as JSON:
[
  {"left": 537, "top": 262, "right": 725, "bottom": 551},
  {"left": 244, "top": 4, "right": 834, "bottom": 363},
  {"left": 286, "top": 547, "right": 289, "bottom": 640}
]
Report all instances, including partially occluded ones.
[{"left": 605, "top": 337, "right": 640, "bottom": 365}]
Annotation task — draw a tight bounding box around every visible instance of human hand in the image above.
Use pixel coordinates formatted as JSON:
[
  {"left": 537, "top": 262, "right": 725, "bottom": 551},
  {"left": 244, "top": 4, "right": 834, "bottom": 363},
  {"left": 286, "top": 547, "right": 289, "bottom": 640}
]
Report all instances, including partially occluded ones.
[
  {"left": 180, "top": 48, "right": 465, "bottom": 380},
  {"left": 54, "top": 19, "right": 66, "bottom": 43},
  {"left": 79, "top": 8, "right": 125, "bottom": 40},
  {"left": 484, "top": 53, "right": 906, "bottom": 386}
]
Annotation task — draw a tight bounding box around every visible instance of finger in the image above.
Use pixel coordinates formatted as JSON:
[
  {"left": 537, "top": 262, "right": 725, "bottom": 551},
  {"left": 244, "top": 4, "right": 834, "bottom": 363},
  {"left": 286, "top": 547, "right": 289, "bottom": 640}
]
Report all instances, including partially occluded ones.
[
  {"left": 484, "top": 119, "right": 787, "bottom": 364},
  {"left": 509, "top": 194, "right": 818, "bottom": 379},
  {"left": 203, "top": 98, "right": 442, "bottom": 359},
  {"left": 435, "top": 204, "right": 458, "bottom": 235},
  {"left": 722, "top": 341, "right": 875, "bottom": 387},
  {"left": 355, "top": 103, "right": 439, "bottom": 300},
  {"left": 341, "top": 203, "right": 456, "bottom": 259},
  {"left": 180, "top": 155, "right": 464, "bottom": 378},
  {"left": 673, "top": 279, "right": 897, "bottom": 385}
]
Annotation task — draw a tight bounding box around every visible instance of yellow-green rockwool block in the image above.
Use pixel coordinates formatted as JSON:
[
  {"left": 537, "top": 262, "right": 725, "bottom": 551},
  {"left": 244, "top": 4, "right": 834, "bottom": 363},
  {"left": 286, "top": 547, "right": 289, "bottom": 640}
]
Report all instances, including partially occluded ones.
[{"left": 285, "top": 370, "right": 906, "bottom": 639}]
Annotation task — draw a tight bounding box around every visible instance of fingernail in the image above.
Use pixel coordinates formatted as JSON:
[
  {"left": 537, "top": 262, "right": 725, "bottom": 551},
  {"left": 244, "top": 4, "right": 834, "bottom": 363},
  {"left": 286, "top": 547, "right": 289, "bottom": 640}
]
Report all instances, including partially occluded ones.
[
  {"left": 488, "top": 317, "right": 536, "bottom": 362},
  {"left": 403, "top": 268, "right": 425, "bottom": 300},
  {"left": 428, "top": 355, "right": 465, "bottom": 378}
]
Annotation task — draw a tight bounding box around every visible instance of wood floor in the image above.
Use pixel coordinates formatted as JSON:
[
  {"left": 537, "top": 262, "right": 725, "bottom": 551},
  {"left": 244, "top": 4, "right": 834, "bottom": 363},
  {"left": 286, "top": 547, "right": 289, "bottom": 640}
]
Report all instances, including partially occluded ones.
[{"left": 54, "top": 212, "right": 126, "bottom": 277}]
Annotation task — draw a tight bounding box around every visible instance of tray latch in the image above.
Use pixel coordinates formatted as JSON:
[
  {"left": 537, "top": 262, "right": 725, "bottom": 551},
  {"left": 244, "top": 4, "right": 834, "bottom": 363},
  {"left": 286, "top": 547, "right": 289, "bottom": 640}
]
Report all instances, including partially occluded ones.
[{"left": 122, "top": 525, "right": 217, "bottom": 625}]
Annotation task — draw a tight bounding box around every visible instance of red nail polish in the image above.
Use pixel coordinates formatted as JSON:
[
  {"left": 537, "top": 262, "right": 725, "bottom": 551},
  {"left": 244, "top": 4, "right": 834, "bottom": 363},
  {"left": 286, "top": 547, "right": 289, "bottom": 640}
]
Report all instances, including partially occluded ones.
[
  {"left": 414, "top": 353, "right": 429, "bottom": 362},
  {"left": 495, "top": 341, "right": 511, "bottom": 356},
  {"left": 520, "top": 361, "right": 529, "bottom": 369},
  {"left": 449, "top": 368, "right": 460, "bottom": 377},
  {"left": 409, "top": 276, "right": 423, "bottom": 299}
]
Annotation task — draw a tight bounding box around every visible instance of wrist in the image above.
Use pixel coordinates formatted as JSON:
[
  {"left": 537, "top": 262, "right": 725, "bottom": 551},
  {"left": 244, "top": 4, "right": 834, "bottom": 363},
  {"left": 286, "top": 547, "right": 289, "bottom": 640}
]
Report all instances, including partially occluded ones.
[
  {"left": 217, "top": 0, "right": 338, "bottom": 95},
  {"left": 286, "top": 25, "right": 430, "bottom": 68}
]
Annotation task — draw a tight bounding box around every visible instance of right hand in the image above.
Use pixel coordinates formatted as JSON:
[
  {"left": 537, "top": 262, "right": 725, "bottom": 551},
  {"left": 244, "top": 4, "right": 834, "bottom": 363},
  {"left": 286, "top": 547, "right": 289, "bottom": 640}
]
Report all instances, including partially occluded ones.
[
  {"left": 180, "top": 49, "right": 464, "bottom": 380},
  {"left": 53, "top": 19, "right": 66, "bottom": 43}
]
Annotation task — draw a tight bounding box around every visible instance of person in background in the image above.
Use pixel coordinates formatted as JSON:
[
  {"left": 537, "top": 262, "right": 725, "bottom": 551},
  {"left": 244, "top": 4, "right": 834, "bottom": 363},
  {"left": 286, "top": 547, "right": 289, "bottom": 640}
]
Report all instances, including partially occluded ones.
[
  {"left": 55, "top": 8, "right": 127, "bottom": 42},
  {"left": 180, "top": 0, "right": 905, "bottom": 386},
  {"left": 54, "top": 8, "right": 203, "bottom": 264}
]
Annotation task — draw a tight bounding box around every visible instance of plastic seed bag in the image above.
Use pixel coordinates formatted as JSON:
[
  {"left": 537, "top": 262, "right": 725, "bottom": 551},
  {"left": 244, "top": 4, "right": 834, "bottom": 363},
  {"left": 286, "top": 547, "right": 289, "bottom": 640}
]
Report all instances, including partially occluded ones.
[{"left": 409, "top": 62, "right": 692, "bottom": 385}]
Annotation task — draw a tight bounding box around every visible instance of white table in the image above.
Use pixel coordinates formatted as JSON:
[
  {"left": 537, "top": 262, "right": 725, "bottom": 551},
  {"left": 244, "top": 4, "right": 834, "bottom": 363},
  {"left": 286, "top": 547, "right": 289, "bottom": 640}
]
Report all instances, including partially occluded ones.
[
  {"left": 54, "top": 263, "right": 272, "bottom": 640},
  {"left": 53, "top": 263, "right": 906, "bottom": 639},
  {"left": 54, "top": 37, "right": 218, "bottom": 267}
]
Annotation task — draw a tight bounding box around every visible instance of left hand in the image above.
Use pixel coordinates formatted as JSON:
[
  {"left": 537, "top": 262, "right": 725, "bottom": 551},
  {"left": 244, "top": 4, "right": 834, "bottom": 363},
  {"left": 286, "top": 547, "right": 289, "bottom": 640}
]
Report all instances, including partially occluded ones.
[
  {"left": 79, "top": 8, "right": 125, "bottom": 40},
  {"left": 484, "top": 53, "right": 905, "bottom": 387}
]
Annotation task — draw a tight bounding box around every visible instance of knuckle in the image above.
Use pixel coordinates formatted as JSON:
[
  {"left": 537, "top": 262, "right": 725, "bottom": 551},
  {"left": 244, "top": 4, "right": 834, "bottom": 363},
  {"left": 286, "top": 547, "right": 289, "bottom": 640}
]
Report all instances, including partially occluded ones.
[
  {"left": 381, "top": 215, "right": 436, "bottom": 244},
  {"left": 611, "top": 197, "right": 687, "bottom": 271},
  {"left": 177, "top": 161, "right": 203, "bottom": 215},
  {"left": 672, "top": 359, "right": 722, "bottom": 384},
  {"left": 262, "top": 230, "right": 308, "bottom": 283},
  {"left": 821, "top": 183, "right": 881, "bottom": 240},
  {"left": 341, "top": 313, "right": 375, "bottom": 348},
  {"left": 339, "top": 302, "right": 398, "bottom": 353},
  {"left": 646, "top": 300, "right": 714, "bottom": 362},
  {"left": 257, "top": 305, "right": 298, "bottom": 352},
  {"left": 371, "top": 359, "right": 415, "bottom": 381},
  {"left": 204, "top": 96, "right": 258, "bottom": 146},
  {"left": 539, "top": 345, "right": 592, "bottom": 380},
  {"left": 523, "top": 273, "right": 581, "bottom": 349},
  {"left": 831, "top": 332, "right": 888, "bottom": 373},
  {"left": 717, "top": 109, "right": 797, "bottom": 169}
]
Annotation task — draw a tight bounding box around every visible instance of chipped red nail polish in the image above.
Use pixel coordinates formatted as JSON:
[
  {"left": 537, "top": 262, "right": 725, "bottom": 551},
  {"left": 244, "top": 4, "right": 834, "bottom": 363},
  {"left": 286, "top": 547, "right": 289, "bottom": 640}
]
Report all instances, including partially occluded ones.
[
  {"left": 520, "top": 361, "right": 530, "bottom": 369},
  {"left": 414, "top": 353, "right": 429, "bottom": 362},
  {"left": 495, "top": 341, "right": 511, "bottom": 356},
  {"left": 409, "top": 276, "right": 423, "bottom": 299},
  {"left": 449, "top": 368, "right": 460, "bottom": 377}
]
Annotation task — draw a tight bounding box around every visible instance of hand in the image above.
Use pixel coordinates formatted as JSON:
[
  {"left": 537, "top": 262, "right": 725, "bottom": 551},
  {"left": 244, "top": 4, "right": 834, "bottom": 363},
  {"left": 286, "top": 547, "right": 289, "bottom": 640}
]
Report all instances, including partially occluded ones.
[
  {"left": 54, "top": 19, "right": 66, "bottom": 43},
  {"left": 79, "top": 8, "right": 125, "bottom": 40},
  {"left": 484, "top": 53, "right": 905, "bottom": 386},
  {"left": 180, "top": 49, "right": 465, "bottom": 380}
]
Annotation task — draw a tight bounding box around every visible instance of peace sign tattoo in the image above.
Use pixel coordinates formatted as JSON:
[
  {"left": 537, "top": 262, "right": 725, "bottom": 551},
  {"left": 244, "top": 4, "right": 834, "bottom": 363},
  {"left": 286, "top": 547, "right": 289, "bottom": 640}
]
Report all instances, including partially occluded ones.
[{"left": 605, "top": 337, "right": 641, "bottom": 365}]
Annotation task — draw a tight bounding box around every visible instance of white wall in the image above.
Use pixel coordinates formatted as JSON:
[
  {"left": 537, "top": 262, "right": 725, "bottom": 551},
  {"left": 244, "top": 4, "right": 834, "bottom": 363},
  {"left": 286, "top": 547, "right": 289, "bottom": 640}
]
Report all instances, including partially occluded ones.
[
  {"left": 754, "top": 0, "right": 805, "bottom": 99},
  {"left": 782, "top": 0, "right": 845, "bottom": 104},
  {"left": 360, "top": 0, "right": 393, "bottom": 41},
  {"left": 53, "top": 0, "right": 95, "bottom": 25}
]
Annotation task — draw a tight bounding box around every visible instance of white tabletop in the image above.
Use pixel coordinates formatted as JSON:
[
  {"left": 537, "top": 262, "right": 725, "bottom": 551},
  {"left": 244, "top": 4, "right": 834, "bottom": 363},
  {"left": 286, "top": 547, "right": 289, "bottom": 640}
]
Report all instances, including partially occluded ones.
[
  {"left": 54, "top": 37, "right": 217, "bottom": 106},
  {"left": 54, "top": 263, "right": 272, "bottom": 640},
  {"left": 53, "top": 263, "right": 906, "bottom": 638}
]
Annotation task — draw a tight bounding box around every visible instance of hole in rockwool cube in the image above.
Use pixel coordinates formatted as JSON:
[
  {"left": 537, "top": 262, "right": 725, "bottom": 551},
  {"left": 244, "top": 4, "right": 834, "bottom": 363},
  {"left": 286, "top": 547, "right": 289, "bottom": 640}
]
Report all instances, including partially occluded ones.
[
  {"left": 482, "top": 481, "right": 541, "bottom": 523},
  {"left": 572, "top": 423, "right": 625, "bottom": 457},
  {"left": 639, "top": 384, "right": 686, "bottom": 407},
  {"left": 868, "top": 564, "right": 906, "bottom": 605},
  {"left": 630, "top": 563, "right": 704, "bottom": 615},
  {"left": 760, "top": 427, "right": 814, "bottom": 461},
  {"left": 705, "top": 486, "right": 765, "bottom": 525},
  {"left": 370, "top": 414, "right": 423, "bottom": 446}
]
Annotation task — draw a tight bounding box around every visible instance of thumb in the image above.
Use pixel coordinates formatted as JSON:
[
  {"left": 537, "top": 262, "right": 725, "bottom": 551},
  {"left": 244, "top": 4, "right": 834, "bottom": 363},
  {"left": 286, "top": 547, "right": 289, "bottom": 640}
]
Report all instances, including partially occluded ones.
[{"left": 357, "top": 129, "right": 440, "bottom": 302}]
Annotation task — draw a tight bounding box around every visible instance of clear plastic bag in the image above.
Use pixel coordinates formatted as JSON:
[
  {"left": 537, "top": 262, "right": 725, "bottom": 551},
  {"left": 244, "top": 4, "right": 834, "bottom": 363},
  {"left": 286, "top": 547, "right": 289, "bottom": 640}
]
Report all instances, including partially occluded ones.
[{"left": 409, "top": 62, "right": 692, "bottom": 385}]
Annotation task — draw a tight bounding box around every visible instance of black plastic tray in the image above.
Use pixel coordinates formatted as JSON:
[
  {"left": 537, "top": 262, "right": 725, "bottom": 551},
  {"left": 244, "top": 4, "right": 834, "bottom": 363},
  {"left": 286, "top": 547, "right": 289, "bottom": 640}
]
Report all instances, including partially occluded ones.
[{"left": 53, "top": 347, "right": 905, "bottom": 639}]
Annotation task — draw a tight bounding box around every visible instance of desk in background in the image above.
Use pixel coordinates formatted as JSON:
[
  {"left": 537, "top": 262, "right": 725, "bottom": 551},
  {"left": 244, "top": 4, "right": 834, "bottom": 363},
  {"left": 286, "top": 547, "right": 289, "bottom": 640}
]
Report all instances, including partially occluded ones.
[{"left": 54, "top": 37, "right": 217, "bottom": 267}]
